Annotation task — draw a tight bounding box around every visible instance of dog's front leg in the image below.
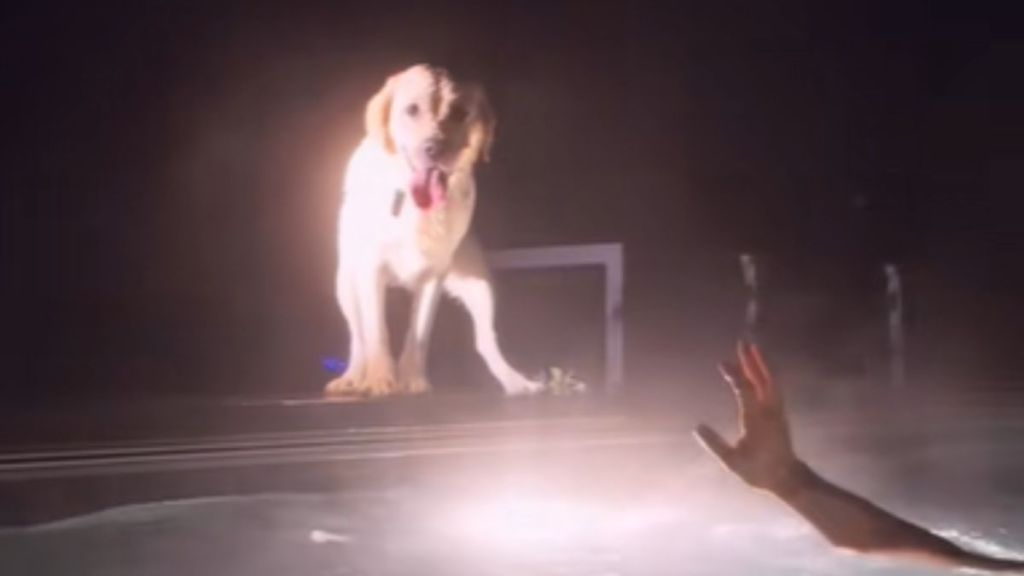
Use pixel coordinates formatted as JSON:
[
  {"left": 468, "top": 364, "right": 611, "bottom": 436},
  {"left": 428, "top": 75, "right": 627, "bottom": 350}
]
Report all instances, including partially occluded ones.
[
  {"left": 356, "top": 265, "right": 397, "bottom": 397},
  {"left": 327, "top": 262, "right": 396, "bottom": 398},
  {"left": 398, "top": 277, "right": 442, "bottom": 394},
  {"left": 326, "top": 266, "right": 367, "bottom": 396}
]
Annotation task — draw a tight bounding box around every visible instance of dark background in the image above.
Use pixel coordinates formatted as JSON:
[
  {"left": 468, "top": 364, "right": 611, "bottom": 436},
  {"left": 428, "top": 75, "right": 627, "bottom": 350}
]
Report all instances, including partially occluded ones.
[{"left": 2, "top": 1, "right": 1023, "bottom": 405}]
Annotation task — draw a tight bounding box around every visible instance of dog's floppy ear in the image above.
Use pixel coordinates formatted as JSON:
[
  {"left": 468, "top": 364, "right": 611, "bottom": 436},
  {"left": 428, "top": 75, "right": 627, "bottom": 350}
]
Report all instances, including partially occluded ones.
[
  {"left": 365, "top": 75, "right": 396, "bottom": 154},
  {"left": 466, "top": 84, "right": 496, "bottom": 163}
]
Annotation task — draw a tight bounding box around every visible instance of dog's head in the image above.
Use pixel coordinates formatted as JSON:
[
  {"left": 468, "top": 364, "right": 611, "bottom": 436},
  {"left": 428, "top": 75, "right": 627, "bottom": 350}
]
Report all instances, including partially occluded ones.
[{"left": 364, "top": 65, "right": 495, "bottom": 209}]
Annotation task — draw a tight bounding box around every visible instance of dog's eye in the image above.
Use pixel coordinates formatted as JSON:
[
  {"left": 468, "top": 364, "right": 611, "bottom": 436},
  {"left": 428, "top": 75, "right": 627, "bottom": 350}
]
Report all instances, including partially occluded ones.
[
  {"left": 405, "top": 103, "right": 420, "bottom": 117},
  {"left": 447, "top": 104, "right": 467, "bottom": 124}
]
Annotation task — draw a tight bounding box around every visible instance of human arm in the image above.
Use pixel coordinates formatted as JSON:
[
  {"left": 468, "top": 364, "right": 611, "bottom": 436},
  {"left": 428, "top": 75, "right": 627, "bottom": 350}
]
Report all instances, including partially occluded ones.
[{"left": 694, "top": 342, "right": 1024, "bottom": 572}]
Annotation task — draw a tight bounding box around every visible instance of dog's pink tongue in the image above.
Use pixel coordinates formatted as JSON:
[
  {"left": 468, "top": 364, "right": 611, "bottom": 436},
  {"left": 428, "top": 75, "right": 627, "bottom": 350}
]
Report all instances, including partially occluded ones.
[{"left": 409, "top": 168, "right": 448, "bottom": 210}]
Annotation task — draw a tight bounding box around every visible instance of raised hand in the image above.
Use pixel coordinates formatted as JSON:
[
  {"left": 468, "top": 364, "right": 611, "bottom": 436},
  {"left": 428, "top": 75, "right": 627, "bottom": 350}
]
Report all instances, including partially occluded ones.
[
  {"left": 695, "top": 341, "right": 802, "bottom": 493},
  {"left": 694, "top": 341, "right": 1024, "bottom": 573}
]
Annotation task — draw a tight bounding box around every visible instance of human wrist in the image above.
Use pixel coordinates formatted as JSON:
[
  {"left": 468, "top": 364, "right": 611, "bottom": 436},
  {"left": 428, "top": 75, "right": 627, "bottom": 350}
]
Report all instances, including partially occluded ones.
[{"left": 770, "top": 459, "right": 815, "bottom": 499}]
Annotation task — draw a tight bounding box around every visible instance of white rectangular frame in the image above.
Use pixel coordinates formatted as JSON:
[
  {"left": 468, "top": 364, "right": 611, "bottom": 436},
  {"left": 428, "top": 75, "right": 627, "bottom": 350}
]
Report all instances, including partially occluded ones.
[{"left": 488, "top": 243, "right": 624, "bottom": 395}]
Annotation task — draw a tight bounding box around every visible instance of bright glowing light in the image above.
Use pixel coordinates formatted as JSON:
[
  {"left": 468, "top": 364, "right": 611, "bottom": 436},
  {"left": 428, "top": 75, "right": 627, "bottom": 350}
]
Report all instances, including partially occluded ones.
[
  {"left": 456, "top": 495, "right": 598, "bottom": 547},
  {"left": 445, "top": 490, "right": 680, "bottom": 553}
]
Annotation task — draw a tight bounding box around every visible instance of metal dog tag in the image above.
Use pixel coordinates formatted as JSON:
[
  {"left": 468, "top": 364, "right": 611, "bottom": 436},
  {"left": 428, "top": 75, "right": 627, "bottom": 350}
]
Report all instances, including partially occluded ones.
[{"left": 391, "top": 189, "right": 405, "bottom": 217}]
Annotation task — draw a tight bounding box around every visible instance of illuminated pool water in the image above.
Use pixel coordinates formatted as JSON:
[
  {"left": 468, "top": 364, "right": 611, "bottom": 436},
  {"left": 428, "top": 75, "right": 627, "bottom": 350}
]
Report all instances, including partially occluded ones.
[
  {"left": 2, "top": 443, "right": 1021, "bottom": 576},
  {"left": 2, "top": 393, "right": 1023, "bottom": 576}
]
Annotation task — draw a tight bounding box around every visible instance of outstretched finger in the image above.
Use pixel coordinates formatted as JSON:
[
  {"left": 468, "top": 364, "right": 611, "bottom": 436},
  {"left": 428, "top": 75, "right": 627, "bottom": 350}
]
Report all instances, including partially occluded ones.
[
  {"left": 747, "top": 343, "right": 771, "bottom": 381},
  {"left": 737, "top": 341, "right": 767, "bottom": 402},
  {"left": 694, "top": 424, "right": 737, "bottom": 471},
  {"left": 747, "top": 343, "right": 783, "bottom": 406},
  {"left": 719, "top": 362, "right": 757, "bottom": 410}
]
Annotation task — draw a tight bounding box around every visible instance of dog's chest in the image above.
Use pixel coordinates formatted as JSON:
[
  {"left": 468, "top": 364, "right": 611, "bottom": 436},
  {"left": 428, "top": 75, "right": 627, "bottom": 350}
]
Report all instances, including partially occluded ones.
[
  {"left": 381, "top": 188, "right": 474, "bottom": 285},
  {"left": 340, "top": 143, "right": 476, "bottom": 287}
]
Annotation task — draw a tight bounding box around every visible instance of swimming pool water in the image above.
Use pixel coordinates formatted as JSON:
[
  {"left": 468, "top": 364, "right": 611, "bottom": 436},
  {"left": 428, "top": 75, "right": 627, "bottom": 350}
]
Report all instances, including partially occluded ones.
[{"left": 2, "top": 449, "right": 1021, "bottom": 576}]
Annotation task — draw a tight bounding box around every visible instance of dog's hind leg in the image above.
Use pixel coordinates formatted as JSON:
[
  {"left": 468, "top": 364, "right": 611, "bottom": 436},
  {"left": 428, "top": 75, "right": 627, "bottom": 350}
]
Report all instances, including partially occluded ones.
[
  {"left": 444, "top": 237, "right": 543, "bottom": 395},
  {"left": 398, "top": 277, "right": 442, "bottom": 394}
]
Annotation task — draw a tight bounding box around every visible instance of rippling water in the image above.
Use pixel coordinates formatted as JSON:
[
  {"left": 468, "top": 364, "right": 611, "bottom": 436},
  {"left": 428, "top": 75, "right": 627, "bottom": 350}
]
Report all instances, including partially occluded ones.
[
  {"left": 3, "top": 400, "right": 1024, "bottom": 576},
  {"left": 2, "top": 448, "right": 1021, "bottom": 576}
]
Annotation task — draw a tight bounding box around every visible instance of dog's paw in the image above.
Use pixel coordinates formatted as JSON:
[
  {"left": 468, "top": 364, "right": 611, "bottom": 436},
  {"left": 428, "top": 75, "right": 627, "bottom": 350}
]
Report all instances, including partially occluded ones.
[
  {"left": 399, "top": 375, "right": 432, "bottom": 395},
  {"left": 500, "top": 373, "right": 546, "bottom": 396},
  {"left": 397, "top": 353, "right": 432, "bottom": 395},
  {"left": 361, "top": 364, "right": 398, "bottom": 397},
  {"left": 324, "top": 374, "right": 360, "bottom": 397},
  {"left": 324, "top": 370, "right": 396, "bottom": 399}
]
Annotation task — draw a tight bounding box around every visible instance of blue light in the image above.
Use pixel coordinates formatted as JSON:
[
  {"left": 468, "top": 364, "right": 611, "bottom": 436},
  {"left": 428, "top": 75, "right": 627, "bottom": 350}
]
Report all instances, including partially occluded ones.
[{"left": 321, "top": 357, "right": 348, "bottom": 375}]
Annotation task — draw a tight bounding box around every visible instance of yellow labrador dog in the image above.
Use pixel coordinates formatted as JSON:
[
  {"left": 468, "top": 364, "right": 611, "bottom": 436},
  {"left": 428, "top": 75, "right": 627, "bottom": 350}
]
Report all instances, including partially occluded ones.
[{"left": 327, "top": 65, "right": 543, "bottom": 398}]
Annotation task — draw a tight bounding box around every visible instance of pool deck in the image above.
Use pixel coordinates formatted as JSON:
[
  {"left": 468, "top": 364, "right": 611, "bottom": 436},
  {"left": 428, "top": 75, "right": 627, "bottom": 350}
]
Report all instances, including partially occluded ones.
[
  {"left": 0, "top": 392, "right": 689, "bottom": 525},
  {"left": 2, "top": 387, "right": 1022, "bottom": 526}
]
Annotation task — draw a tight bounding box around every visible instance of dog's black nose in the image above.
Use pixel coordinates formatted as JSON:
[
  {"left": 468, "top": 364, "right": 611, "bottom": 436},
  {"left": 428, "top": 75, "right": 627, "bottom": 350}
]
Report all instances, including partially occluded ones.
[{"left": 423, "top": 140, "right": 444, "bottom": 161}]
